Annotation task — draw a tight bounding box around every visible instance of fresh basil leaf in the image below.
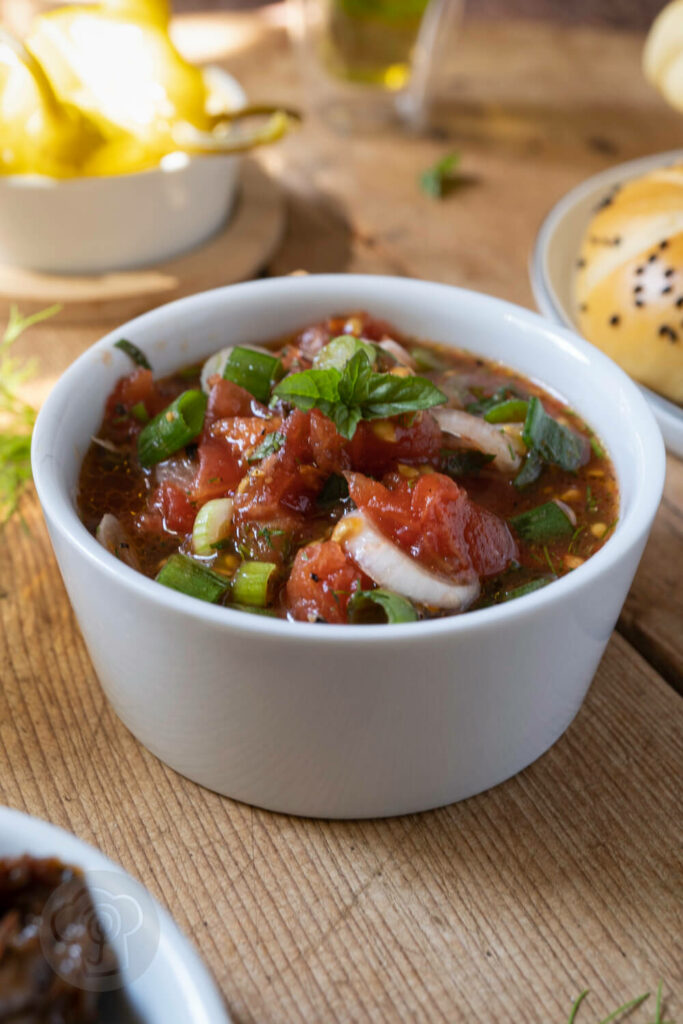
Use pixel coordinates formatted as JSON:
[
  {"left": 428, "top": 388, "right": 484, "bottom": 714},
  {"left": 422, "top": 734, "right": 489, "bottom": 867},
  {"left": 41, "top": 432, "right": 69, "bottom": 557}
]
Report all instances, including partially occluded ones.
[
  {"left": 466, "top": 386, "right": 517, "bottom": 416},
  {"left": 247, "top": 430, "right": 286, "bottom": 463},
  {"left": 348, "top": 588, "right": 418, "bottom": 624},
  {"left": 522, "top": 396, "right": 587, "bottom": 471},
  {"left": 514, "top": 450, "right": 543, "bottom": 489},
  {"left": 359, "top": 373, "right": 446, "bottom": 419},
  {"left": 331, "top": 404, "right": 363, "bottom": 440},
  {"left": 273, "top": 367, "right": 341, "bottom": 410},
  {"left": 509, "top": 501, "right": 574, "bottom": 542},
  {"left": 317, "top": 474, "right": 349, "bottom": 508},
  {"left": 498, "top": 575, "right": 556, "bottom": 602},
  {"left": 441, "top": 448, "right": 495, "bottom": 477},
  {"left": 419, "top": 151, "right": 461, "bottom": 200},
  {"left": 338, "top": 349, "right": 373, "bottom": 406},
  {"left": 313, "top": 335, "right": 377, "bottom": 371}
]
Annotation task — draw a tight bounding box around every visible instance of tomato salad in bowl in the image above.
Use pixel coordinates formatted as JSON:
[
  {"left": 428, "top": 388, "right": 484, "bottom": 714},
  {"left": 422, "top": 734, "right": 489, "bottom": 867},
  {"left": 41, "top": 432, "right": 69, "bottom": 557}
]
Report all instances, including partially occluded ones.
[
  {"left": 32, "top": 276, "right": 663, "bottom": 817},
  {"left": 79, "top": 314, "right": 618, "bottom": 625}
]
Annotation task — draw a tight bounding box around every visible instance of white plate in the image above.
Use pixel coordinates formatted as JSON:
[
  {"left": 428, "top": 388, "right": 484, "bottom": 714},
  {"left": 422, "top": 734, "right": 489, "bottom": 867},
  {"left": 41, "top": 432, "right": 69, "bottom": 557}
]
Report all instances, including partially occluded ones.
[
  {"left": 0, "top": 806, "right": 230, "bottom": 1023},
  {"left": 530, "top": 149, "right": 683, "bottom": 458}
]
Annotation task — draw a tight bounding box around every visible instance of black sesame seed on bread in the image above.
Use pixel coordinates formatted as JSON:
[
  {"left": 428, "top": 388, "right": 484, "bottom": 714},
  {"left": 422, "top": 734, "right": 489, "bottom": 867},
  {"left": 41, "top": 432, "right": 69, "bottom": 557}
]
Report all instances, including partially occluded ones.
[{"left": 574, "top": 167, "right": 683, "bottom": 404}]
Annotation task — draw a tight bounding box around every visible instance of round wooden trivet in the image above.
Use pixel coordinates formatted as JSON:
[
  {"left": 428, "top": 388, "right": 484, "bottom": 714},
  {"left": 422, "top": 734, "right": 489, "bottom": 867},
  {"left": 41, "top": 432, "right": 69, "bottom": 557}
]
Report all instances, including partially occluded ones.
[{"left": 0, "top": 160, "right": 285, "bottom": 325}]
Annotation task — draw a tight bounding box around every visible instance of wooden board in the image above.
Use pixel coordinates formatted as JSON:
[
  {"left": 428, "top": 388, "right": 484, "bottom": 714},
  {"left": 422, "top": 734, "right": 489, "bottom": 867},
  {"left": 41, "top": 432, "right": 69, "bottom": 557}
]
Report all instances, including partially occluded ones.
[
  {"left": 0, "top": 160, "right": 285, "bottom": 325},
  {"left": 0, "top": 9, "right": 681, "bottom": 1024}
]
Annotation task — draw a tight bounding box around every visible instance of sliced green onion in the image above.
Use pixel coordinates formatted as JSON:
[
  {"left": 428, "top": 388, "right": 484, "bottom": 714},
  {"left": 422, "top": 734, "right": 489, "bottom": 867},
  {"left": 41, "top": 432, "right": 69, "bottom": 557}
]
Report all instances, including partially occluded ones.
[
  {"left": 484, "top": 399, "right": 528, "bottom": 424},
  {"left": 114, "top": 338, "right": 151, "bottom": 370},
  {"left": 467, "top": 387, "right": 516, "bottom": 416},
  {"left": 192, "top": 498, "right": 234, "bottom": 556},
  {"left": 499, "top": 575, "right": 556, "bottom": 602},
  {"left": 130, "top": 401, "right": 149, "bottom": 424},
  {"left": 347, "top": 588, "right": 418, "bottom": 624},
  {"left": 522, "top": 396, "right": 586, "bottom": 471},
  {"left": 156, "top": 554, "right": 229, "bottom": 603},
  {"left": 514, "top": 450, "right": 542, "bottom": 489},
  {"left": 231, "top": 561, "right": 277, "bottom": 607},
  {"left": 313, "top": 335, "right": 376, "bottom": 372},
  {"left": 223, "top": 347, "right": 281, "bottom": 403},
  {"left": 247, "top": 430, "right": 285, "bottom": 463},
  {"left": 509, "top": 501, "right": 574, "bottom": 542},
  {"left": 317, "top": 473, "right": 350, "bottom": 508},
  {"left": 590, "top": 435, "right": 605, "bottom": 459},
  {"left": 409, "top": 345, "right": 446, "bottom": 372},
  {"left": 137, "top": 389, "right": 207, "bottom": 467},
  {"left": 441, "top": 448, "right": 495, "bottom": 477}
]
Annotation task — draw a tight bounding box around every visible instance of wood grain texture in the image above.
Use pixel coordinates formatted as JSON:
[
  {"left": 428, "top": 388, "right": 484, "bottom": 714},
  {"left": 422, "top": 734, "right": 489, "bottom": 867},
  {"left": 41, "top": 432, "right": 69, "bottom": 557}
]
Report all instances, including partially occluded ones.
[{"left": 0, "top": 10, "right": 681, "bottom": 1023}]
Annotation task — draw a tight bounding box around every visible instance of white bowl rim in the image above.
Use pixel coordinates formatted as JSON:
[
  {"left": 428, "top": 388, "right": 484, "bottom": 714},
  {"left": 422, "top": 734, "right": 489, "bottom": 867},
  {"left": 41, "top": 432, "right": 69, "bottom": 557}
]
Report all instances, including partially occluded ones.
[
  {"left": 530, "top": 148, "right": 683, "bottom": 427},
  {"left": 0, "top": 66, "right": 246, "bottom": 188},
  {"left": 0, "top": 805, "right": 230, "bottom": 1023},
  {"left": 32, "top": 274, "right": 666, "bottom": 644}
]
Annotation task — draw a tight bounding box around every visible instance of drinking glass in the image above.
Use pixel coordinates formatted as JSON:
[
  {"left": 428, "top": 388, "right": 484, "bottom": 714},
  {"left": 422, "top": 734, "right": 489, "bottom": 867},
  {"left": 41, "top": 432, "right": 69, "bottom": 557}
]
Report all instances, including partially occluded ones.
[{"left": 290, "top": 0, "right": 464, "bottom": 132}]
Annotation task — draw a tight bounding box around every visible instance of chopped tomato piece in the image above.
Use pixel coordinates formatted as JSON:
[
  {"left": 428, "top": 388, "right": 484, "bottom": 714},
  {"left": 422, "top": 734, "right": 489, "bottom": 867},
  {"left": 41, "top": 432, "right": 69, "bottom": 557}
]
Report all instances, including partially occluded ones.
[
  {"left": 104, "top": 368, "right": 169, "bottom": 440},
  {"left": 348, "top": 412, "right": 441, "bottom": 475},
  {"left": 347, "top": 471, "right": 517, "bottom": 578},
  {"left": 286, "top": 540, "right": 368, "bottom": 623},
  {"left": 205, "top": 376, "right": 264, "bottom": 422},
  {"left": 233, "top": 410, "right": 326, "bottom": 523},
  {"left": 210, "top": 416, "right": 282, "bottom": 458},
  {"left": 191, "top": 437, "right": 244, "bottom": 504},
  {"left": 147, "top": 482, "right": 196, "bottom": 535}
]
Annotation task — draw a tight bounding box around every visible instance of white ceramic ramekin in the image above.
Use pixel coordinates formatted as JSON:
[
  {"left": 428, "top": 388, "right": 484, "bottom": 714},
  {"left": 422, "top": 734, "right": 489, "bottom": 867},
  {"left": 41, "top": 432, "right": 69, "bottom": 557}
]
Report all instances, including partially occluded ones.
[
  {"left": 0, "top": 68, "right": 245, "bottom": 275},
  {"left": 0, "top": 806, "right": 230, "bottom": 1021},
  {"left": 31, "top": 276, "right": 665, "bottom": 818},
  {"left": 530, "top": 149, "right": 683, "bottom": 458}
]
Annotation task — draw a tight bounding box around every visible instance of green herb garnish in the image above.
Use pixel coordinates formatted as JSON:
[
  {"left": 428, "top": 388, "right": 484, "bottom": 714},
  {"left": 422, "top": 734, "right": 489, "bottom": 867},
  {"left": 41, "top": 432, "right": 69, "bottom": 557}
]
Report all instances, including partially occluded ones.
[
  {"left": 231, "top": 560, "right": 277, "bottom": 607},
  {"left": 156, "top": 553, "right": 229, "bottom": 603},
  {"left": 347, "top": 588, "right": 418, "bottom": 624},
  {"left": 498, "top": 575, "right": 557, "bottom": 602},
  {"left": 441, "top": 448, "right": 495, "bottom": 477},
  {"left": 420, "top": 151, "right": 462, "bottom": 199},
  {"left": 484, "top": 398, "right": 529, "bottom": 424},
  {"left": 509, "top": 501, "right": 574, "bottom": 543},
  {"left": 317, "top": 473, "right": 350, "bottom": 508},
  {"left": 248, "top": 430, "right": 286, "bottom": 463},
  {"left": 0, "top": 304, "right": 60, "bottom": 524},
  {"left": 223, "top": 347, "right": 281, "bottom": 404},
  {"left": 522, "top": 396, "right": 587, "bottom": 472},
  {"left": 137, "top": 390, "right": 207, "bottom": 467},
  {"left": 114, "top": 338, "right": 151, "bottom": 370},
  {"left": 313, "top": 335, "right": 377, "bottom": 371},
  {"left": 273, "top": 350, "right": 446, "bottom": 440}
]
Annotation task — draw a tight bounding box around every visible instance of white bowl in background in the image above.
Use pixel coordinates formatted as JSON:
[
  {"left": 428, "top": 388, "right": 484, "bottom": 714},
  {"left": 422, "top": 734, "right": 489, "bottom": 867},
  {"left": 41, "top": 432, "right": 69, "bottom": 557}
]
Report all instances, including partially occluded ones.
[
  {"left": 530, "top": 148, "right": 683, "bottom": 458},
  {"left": 31, "top": 275, "right": 665, "bottom": 818},
  {"left": 0, "top": 806, "right": 230, "bottom": 1022},
  {"left": 0, "top": 68, "right": 245, "bottom": 275}
]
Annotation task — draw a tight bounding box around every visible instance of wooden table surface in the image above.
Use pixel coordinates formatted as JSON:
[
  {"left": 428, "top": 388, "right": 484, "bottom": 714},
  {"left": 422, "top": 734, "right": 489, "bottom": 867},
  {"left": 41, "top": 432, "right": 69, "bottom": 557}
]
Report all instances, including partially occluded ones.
[{"left": 1, "top": 9, "right": 682, "bottom": 1022}]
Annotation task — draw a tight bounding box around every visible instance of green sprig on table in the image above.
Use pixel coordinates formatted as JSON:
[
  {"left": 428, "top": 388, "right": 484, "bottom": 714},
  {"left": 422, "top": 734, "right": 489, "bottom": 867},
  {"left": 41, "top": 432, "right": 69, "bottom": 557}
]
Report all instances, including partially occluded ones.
[
  {"left": 566, "top": 982, "right": 672, "bottom": 1024},
  {"left": 419, "top": 151, "right": 462, "bottom": 199},
  {"left": 0, "top": 304, "right": 60, "bottom": 524}
]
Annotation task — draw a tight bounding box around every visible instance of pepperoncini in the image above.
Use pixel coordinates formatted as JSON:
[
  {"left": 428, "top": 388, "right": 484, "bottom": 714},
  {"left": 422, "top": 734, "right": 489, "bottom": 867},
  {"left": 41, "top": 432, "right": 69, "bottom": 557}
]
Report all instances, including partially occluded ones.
[{"left": 0, "top": 0, "right": 297, "bottom": 178}]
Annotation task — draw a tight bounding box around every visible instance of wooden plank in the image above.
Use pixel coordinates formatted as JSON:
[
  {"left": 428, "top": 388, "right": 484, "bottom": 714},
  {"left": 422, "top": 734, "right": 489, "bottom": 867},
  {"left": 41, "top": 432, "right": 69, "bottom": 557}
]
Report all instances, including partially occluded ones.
[
  {"left": 619, "top": 455, "right": 683, "bottom": 693},
  {"left": 0, "top": 496, "right": 680, "bottom": 1023}
]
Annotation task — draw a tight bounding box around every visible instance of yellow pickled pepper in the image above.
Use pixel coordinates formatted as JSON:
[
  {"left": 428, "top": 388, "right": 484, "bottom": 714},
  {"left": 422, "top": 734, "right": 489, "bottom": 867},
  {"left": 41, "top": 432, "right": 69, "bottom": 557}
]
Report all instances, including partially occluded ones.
[
  {"left": 0, "top": 31, "right": 104, "bottom": 176},
  {"left": 26, "top": 0, "right": 214, "bottom": 174}
]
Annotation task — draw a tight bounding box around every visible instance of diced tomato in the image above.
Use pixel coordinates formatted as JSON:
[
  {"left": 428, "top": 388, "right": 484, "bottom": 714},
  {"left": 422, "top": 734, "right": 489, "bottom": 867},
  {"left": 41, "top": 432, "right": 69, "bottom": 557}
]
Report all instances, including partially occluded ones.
[
  {"left": 191, "top": 437, "right": 244, "bottom": 504},
  {"left": 205, "top": 377, "right": 264, "bottom": 422},
  {"left": 285, "top": 540, "right": 368, "bottom": 624},
  {"left": 348, "top": 412, "right": 441, "bottom": 475},
  {"left": 233, "top": 410, "right": 325, "bottom": 523},
  {"left": 309, "top": 410, "right": 350, "bottom": 475},
  {"left": 210, "top": 416, "right": 282, "bottom": 458},
  {"left": 347, "top": 471, "right": 517, "bottom": 578},
  {"left": 146, "top": 482, "right": 196, "bottom": 535},
  {"left": 104, "top": 369, "right": 169, "bottom": 440}
]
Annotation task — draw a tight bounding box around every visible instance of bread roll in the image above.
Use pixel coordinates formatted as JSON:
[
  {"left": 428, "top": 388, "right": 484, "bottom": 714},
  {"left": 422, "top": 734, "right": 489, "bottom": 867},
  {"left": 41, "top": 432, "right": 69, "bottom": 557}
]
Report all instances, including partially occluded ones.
[{"left": 575, "top": 165, "right": 683, "bottom": 404}]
